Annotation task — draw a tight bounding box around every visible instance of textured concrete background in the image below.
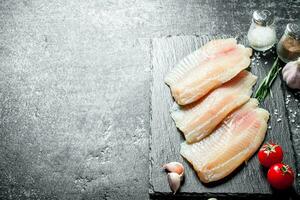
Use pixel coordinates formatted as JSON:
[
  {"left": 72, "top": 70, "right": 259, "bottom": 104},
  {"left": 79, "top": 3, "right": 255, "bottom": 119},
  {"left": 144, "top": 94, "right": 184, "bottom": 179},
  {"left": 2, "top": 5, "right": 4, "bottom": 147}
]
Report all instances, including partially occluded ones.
[{"left": 0, "top": 0, "right": 299, "bottom": 200}]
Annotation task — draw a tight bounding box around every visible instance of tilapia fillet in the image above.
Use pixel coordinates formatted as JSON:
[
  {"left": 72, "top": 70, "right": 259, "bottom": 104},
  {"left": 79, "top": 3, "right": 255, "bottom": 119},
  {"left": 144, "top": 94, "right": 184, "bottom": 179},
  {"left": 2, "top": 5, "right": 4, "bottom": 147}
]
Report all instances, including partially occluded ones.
[
  {"left": 165, "top": 38, "right": 253, "bottom": 105},
  {"left": 180, "top": 99, "right": 269, "bottom": 183},
  {"left": 171, "top": 70, "right": 257, "bottom": 143}
]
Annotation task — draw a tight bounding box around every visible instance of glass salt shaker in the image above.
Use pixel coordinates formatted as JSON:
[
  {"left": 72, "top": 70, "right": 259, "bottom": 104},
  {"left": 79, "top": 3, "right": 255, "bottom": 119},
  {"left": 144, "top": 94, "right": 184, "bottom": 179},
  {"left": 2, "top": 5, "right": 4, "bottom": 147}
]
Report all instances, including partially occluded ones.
[
  {"left": 277, "top": 23, "right": 300, "bottom": 63},
  {"left": 247, "top": 10, "right": 277, "bottom": 51}
]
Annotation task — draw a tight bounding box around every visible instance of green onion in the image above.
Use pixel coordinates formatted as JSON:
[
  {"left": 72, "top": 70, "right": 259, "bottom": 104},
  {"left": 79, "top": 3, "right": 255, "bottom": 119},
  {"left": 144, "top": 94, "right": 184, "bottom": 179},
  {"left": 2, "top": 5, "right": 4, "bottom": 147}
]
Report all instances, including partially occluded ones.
[{"left": 254, "top": 58, "right": 281, "bottom": 102}]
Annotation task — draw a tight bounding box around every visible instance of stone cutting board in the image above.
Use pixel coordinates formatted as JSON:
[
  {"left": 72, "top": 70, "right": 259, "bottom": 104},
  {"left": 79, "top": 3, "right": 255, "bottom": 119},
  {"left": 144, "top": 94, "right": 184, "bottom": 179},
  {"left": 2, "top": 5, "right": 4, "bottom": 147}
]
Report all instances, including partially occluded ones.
[{"left": 149, "top": 35, "right": 299, "bottom": 199}]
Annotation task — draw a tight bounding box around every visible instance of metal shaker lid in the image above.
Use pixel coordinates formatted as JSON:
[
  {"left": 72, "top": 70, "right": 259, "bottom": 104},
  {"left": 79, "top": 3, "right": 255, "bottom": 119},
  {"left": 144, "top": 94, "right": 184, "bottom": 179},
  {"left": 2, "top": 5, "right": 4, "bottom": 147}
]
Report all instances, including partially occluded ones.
[
  {"left": 252, "top": 10, "right": 274, "bottom": 26},
  {"left": 285, "top": 23, "right": 300, "bottom": 40}
]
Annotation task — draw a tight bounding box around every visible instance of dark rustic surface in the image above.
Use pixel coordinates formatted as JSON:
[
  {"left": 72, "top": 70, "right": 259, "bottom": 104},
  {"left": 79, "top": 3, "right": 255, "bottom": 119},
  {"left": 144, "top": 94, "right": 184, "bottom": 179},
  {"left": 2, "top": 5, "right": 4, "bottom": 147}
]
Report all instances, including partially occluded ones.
[
  {"left": 0, "top": 0, "right": 300, "bottom": 199},
  {"left": 149, "top": 35, "right": 299, "bottom": 199}
]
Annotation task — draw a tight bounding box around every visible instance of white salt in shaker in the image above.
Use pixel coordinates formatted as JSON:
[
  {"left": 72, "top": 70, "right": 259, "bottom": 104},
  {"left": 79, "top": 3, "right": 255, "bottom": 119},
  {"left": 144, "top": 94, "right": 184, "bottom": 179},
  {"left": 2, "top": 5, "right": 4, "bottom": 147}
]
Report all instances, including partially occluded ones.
[{"left": 247, "top": 10, "right": 277, "bottom": 51}]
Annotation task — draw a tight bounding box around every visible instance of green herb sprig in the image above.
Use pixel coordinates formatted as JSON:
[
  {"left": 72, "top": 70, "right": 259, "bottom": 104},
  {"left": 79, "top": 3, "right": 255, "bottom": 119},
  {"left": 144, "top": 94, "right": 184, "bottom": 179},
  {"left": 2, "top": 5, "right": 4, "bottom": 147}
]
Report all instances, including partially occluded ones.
[{"left": 254, "top": 58, "right": 281, "bottom": 102}]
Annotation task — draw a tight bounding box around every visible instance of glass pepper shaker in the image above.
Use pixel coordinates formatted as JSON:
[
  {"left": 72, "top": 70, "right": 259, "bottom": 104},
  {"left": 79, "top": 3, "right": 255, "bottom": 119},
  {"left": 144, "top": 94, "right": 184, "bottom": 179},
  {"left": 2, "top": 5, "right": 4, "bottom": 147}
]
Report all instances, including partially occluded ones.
[
  {"left": 276, "top": 23, "right": 300, "bottom": 63},
  {"left": 247, "top": 10, "right": 277, "bottom": 51}
]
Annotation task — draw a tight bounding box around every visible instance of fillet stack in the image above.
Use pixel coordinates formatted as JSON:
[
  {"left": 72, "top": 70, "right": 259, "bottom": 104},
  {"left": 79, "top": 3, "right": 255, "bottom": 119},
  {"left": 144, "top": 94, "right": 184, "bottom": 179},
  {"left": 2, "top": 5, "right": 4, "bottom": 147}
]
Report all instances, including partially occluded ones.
[{"left": 165, "top": 38, "right": 269, "bottom": 183}]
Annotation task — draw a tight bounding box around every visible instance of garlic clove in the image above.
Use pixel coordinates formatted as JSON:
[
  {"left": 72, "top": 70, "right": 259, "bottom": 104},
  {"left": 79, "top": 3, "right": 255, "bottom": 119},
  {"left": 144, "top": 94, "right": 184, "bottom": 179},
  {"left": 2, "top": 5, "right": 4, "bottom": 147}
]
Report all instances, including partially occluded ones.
[
  {"left": 163, "top": 162, "right": 185, "bottom": 194},
  {"left": 167, "top": 172, "right": 181, "bottom": 194},
  {"left": 162, "top": 162, "right": 184, "bottom": 176}
]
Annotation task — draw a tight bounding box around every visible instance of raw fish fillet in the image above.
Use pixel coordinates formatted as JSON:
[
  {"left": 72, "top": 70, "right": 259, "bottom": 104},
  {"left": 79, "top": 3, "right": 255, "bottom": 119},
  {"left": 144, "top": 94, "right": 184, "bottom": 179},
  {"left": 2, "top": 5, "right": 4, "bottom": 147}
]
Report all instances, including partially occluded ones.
[
  {"left": 180, "top": 99, "right": 269, "bottom": 183},
  {"left": 171, "top": 70, "right": 257, "bottom": 143},
  {"left": 165, "top": 38, "right": 253, "bottom": 105}
]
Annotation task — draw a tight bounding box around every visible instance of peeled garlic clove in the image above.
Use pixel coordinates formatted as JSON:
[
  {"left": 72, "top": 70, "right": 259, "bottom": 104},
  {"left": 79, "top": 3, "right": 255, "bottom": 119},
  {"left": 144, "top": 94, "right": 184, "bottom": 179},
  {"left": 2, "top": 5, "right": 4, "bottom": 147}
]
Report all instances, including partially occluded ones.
[
  {"left": 167, "top": 172, "right": 181, "bottom": 194},
  {"left": 282, "top": 58, "right": 300, "bottom": 89},
  {"left": 162, "top": 162, "right": 184, "bottom": 176}
]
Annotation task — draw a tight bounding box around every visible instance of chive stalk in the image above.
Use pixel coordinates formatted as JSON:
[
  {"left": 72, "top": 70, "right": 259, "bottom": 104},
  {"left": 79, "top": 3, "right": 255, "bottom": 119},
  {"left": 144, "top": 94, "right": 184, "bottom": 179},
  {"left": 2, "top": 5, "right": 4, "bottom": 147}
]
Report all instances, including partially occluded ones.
[{"left": 254, "top": 58, "right": 280, "bottom": 102}]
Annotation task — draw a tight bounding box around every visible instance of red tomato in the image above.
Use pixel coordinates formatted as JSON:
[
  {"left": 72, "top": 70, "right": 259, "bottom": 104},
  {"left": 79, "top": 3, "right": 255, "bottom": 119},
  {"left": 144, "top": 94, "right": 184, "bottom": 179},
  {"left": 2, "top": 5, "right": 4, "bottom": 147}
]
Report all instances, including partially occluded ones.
[
  {"left": 267, "top": 163, "right": 294, "bottom": 190},
  {"left": 258, "top": 142, "right": 283, "bottom": 167}
]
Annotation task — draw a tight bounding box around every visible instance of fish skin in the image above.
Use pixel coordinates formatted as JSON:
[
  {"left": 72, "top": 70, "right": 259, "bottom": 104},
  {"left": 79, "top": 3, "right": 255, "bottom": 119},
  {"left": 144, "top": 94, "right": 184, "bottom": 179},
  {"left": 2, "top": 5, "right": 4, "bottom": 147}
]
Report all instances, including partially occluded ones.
[
  {"left": 171, "top": 70, "right": 257, "bottom": 143},
  {"left": 180, "top": 99, "right": 269, "bottom": 183},
  {"left": 165, "top": 38, "right": 252, "bottom": 105}
]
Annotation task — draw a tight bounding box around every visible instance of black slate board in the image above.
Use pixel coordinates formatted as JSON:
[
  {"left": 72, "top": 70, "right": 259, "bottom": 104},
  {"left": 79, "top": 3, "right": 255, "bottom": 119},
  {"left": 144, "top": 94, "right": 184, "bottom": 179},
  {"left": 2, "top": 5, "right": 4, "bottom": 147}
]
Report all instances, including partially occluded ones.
[{"left": 149, "top": 35, "right": 299, "bottom": 199}]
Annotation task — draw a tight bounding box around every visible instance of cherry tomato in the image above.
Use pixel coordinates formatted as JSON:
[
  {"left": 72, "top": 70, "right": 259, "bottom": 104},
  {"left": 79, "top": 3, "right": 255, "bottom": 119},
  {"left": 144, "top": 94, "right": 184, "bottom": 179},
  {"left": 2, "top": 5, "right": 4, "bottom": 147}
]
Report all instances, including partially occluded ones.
[
  {"left": 258, "top": 142, "right": 283, "bottom": 167},
  {"left": 267, "top": 163, "right": 294, "bottom": 190}
]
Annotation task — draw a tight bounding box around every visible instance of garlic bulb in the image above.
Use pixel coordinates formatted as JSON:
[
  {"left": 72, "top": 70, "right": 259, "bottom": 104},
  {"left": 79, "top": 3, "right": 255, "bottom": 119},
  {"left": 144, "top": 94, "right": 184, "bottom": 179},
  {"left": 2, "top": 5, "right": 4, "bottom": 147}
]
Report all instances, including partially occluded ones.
[
  {"left": 282, "top": 58, "right": 300, "bottom": 89},
  {"left": 163, "top": 162, "right": 184, "bottom": 194}
]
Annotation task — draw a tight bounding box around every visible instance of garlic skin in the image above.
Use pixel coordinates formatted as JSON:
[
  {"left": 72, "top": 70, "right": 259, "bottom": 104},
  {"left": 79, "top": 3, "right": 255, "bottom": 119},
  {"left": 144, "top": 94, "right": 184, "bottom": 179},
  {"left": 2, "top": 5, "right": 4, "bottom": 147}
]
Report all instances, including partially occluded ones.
[
  {"left": 163, "top": 162, "right": 184, "bottom": 176},
  {"left": 282, "top": 58, "right": 300, "bottom": 89},
  {"left": 163, "top": 162, "right": 185, "bottom": 194},
  {"left": 167, "top": 172, "right": 181, "bottom": 194}
]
